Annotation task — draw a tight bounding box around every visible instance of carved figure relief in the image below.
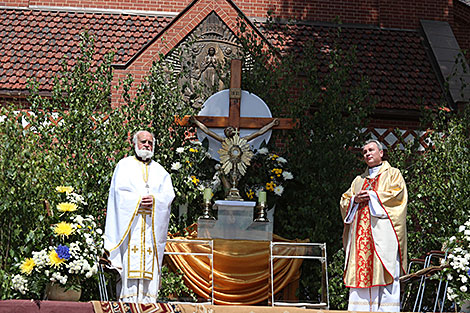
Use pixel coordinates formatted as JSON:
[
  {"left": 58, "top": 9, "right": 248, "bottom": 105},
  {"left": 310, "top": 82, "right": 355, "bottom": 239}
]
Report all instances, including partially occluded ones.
[{"left": 165, "top": 12, "right": 247, "bottom": 107}]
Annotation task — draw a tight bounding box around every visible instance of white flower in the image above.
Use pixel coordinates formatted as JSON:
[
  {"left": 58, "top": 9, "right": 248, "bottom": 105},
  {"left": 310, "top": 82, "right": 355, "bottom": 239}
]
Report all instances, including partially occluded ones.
[
  {"left": 74, "top": 215, "right": 84, "bottom": 225},
  {"left": 449, "top": 236, "right": 456, "bottom": 242},
  {"left": 282, "top": 171, "right": 294, "bottom": 180},
  {"left": 459, "top": 225, "right": 466, "bottom": 232},
  {"left": 274, "top": 185, "right": 284, "bottom": 196},
  {"left": 32, "top": 250, "right": 49, "bottom": 268},
  {"left": 460, "top": 285, "right": 467, "bottom": 293},
  {"left": 461, "top": 275, "right": 468, "bottom": 283},
  {"left": 171, "top": 162, "right": 182, "bottom": 171},
  {"left": 96, "top": 228, "right": 103, "bottom": 235},
  {"left": 276, "top": 157, "right": 287, "bottom": 163},
  {"left": 258, "top": 147, "right": 268, "bottom": 155},
  {"left": 67, "top": 192, "right": 87, "bottom": 205},
  {"left": 12, "top": 274, "right": 28, "bottom": 294},
  {"left": 464, "top": 229, "right": 470, "bottom": 236},
  {"left": 176, "top": 147, "right": 185, "bottom": 153}
]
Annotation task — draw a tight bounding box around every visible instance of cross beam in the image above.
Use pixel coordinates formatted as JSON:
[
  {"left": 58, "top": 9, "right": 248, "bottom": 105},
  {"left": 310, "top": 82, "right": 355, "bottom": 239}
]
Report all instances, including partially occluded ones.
[{"left": 176, "top": 59, "right": 297, "bottom": 130}]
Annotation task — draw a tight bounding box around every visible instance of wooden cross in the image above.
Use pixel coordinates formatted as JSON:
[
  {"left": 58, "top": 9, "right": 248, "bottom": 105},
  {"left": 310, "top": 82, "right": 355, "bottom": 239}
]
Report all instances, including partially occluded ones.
[{"left": 177, "top": 59, "right": 296, "bottom": 131}]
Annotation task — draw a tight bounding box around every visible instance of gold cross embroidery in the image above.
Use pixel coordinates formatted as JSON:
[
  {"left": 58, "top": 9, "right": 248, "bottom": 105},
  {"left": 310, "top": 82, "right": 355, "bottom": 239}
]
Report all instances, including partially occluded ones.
[
  {"left": 131, "top": 246, "right": 139, "bottom": 253},
  {"left": 147, "top": 248, "right": 152, "bottom": 255}
]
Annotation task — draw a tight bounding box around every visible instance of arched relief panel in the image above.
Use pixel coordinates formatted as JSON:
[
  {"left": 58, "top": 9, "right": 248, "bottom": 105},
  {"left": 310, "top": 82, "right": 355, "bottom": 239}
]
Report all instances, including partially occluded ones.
[{"left": 165, "top": 11, "right": 250, "bottom": 107}]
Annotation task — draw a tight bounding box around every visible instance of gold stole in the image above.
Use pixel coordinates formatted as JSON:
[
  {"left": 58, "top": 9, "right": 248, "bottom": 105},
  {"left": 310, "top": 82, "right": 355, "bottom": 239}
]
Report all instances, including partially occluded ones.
[
  {"left": 355, "top": 175, "right": 380, "bottom": 288},
  {"left": 127, "top": 207, "right": 155, "bottom": 280}
]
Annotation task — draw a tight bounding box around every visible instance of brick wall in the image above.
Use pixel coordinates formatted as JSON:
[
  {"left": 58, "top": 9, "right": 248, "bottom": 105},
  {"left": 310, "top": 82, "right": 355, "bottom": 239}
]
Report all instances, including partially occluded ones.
[
  {"left": 453, "top": 1, "right": 470, "bottom": 54},
  {"left": 5, "top": 0, "right": 466, "bottom": 49},
  {"left": 4, "top": 0, "right": 457, "bottom": 31}
]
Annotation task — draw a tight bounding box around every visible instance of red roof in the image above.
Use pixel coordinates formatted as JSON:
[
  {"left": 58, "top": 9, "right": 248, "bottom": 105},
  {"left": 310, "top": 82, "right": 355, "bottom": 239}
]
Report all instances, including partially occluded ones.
[
  {"left": 0, "top": 8, "right": 443, "bottom": 110},
  {"left": 0, "top": 8, "right": 173, "bottom": 91},
  {"left": 256, "top": 22, "right": 443, "bottom": 110}
]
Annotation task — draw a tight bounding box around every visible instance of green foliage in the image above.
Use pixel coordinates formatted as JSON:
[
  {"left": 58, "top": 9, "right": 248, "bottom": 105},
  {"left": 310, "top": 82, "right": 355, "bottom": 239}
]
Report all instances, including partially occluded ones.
[
  {"left": 236, "top": 20, "right": 372, "bottom": 308},
  {"left": 327, "top": 249, "right": 348, "bottom": 310},
  {"left": 158, "top": 265, "right": 197, "bottom": 302},
  {"left": 237, "top": 20, "right": 372, "bottom": 248},
  {"left": 0, "top": 107, "right": 57, "bottom": 299},
  {"left": 0, "top": 32, "right": 200, "bottom": 300},
  {"left": 388, "top": 104, "right": 470, "bottom": 260}
]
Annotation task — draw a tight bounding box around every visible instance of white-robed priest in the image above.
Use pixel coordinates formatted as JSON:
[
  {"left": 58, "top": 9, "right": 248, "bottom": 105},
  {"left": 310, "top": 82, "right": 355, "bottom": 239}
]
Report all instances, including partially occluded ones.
[
  {"left": 104, "top": 130, "right": 175, "bottom": 303},
  {"left": 340, "top": 139, "right": 407, "bottom": 312}
]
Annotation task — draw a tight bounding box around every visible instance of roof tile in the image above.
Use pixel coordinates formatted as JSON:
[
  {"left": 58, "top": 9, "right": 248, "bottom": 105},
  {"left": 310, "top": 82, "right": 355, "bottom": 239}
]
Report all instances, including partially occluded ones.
[
  {"left": 0, "top": 8, "right": 173, "bottom": 92},
  {"left": 256, "top": 21, "right": 443, "bottom": 110}
]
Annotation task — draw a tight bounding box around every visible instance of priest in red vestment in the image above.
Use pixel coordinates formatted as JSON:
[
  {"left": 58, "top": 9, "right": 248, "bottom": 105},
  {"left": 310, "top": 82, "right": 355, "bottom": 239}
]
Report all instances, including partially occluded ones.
[{"left": 340, "top": 139, "right": 407, "bottom": 312}]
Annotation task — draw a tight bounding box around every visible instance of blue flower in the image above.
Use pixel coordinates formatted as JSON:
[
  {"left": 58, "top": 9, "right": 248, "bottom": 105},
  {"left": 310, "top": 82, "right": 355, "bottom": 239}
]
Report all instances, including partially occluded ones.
[
  {"left": 55, "top": 244, "right": 71, "bottom": 260},
  {"left": 467, "top": 268, "right": 470, "bottom": 277}
]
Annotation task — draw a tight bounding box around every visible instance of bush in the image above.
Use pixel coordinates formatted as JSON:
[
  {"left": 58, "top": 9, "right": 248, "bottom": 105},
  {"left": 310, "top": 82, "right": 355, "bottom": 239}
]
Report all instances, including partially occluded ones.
[{"left": 0, "top": 33, "right": 202, "bottom": 299}]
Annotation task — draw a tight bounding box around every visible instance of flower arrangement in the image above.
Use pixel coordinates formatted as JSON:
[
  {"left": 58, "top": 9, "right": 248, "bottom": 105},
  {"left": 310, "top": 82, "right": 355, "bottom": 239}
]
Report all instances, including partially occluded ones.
[
  {"left": 168, "top": 141, "right": 293, "bottom": 217},
  {"left": 11, "top": 186, "right": 103, "bottom": 298},
  {"left": 442, "top": 217, "right": 470, "bottom": 305},
  {"left": 169, "top": 141, "right": 212, "bottom": 207},
  {"left": 239, "top": 146, "right": 293, "bottom": 207}
]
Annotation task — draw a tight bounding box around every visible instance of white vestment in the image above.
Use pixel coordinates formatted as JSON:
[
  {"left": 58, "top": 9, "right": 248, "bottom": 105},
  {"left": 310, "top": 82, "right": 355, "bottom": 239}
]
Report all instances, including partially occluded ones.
[{"left": 104, "top": 156, "right": 175, "bottom": 303}]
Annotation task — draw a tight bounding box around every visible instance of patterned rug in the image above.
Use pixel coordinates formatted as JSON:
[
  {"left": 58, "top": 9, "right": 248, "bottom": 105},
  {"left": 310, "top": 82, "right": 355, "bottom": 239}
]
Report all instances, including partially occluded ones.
[{"left": 91, "top": 301, "right": 183, "bottom": 313}]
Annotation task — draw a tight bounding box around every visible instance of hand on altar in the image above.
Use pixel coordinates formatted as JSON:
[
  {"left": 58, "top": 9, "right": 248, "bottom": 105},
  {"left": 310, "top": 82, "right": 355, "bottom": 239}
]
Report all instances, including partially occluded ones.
[
  {"left": 140, "top": 195, "right": 153, "bottom": 208},
  {"left": 354, "top": 190, "right": 370, "bottom": 203}
]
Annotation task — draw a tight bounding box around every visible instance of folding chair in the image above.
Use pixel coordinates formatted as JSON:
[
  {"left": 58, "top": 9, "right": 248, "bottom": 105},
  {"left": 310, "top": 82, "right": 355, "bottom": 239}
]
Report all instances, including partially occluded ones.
[{"left": 400, "top": 250, "right": 448, "bottom": 312}]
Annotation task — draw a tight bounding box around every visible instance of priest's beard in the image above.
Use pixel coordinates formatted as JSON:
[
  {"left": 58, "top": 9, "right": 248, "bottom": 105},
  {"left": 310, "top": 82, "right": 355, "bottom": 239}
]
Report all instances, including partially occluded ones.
[{"left": 135, "top": 144, "right": 154, "bottom": 161}]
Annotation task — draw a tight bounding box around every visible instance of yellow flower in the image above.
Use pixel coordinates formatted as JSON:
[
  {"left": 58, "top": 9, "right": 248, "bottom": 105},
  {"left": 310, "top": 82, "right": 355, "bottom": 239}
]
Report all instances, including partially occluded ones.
[
  {"left": 57, "top": 202, "right": 78, "bottom": 212},
  {"left": 49, "top": 250, "right": 65, "bottom": 267},
  {"left": 271, "top": 154, "right": 279, "bottom": 160},
  {"left": 271, "top": 168, "right": 283, "bottom": 177},
  {"left": 191, "top": 175, "right": 199, "bottom": 185},
  {"left": 189, "top": 148, "right": 198, "bottom": 153},
  {"left": 246, "top": 189, "right": 254, "bottom": 199},
  {"left": 20, "top": 258, "right": 35, "bottom": 275},
  {"left": 266, "top": 181, "right": 276, "bottom": 192},
  {"left": 56, "top": 186, "right": 73, "bottom": 194},
  {"left": 54, "top": 222, "right": 74, "bottom": 237}
]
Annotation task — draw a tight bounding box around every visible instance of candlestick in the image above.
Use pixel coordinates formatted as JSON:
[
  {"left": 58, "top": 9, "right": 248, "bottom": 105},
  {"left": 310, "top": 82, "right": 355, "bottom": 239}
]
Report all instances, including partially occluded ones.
[
  {"left": 199, "top": 188, "right": 215, "bottom": 220},
  {"left": 258, "top": 191, "right": 267, "bottom": 204},
  {"left": 203, "top": 187, "right": 212, "bottom": 200},
  {"left": 254, "top": 191, "right": 269, "bottom": 222}
]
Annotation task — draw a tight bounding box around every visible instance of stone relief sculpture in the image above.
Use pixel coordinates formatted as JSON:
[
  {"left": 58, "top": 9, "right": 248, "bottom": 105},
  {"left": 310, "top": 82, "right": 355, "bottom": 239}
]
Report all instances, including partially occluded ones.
[{"left": 165, "top": 12, "right": 248, "bottom": 107}]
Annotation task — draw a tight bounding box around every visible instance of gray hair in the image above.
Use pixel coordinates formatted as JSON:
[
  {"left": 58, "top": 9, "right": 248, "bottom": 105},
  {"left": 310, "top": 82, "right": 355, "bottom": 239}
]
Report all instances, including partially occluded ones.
[
  {"left": 363, "top": 139, "right": 383, "bottom": 151},
  {"left": 132, "top": 130, "right": 155, "bottom": 150}
]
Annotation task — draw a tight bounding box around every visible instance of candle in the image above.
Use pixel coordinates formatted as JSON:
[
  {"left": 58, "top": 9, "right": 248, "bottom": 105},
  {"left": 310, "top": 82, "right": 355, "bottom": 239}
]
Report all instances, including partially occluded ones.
[
  {"left": 203, "top": 188, "right": 212, "bottom": 200},
  {"left": 258, "top": 191, "right": 267, "bottom": 204}
]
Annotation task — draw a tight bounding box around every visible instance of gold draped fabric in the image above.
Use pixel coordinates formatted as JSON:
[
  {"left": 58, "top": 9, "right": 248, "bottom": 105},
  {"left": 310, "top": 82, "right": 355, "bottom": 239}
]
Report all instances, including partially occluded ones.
[{"left": 165, "top": 232, "right": 307, "bottom": 305}]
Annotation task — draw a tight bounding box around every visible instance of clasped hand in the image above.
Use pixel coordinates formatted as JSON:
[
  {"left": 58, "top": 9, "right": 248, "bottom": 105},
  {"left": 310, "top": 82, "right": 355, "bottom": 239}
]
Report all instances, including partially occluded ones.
[
  {"left": 354, "top": 190, "right": 370, "bottom": 204},
  {"left": 140, "top": 195, "right": 154, "bottom": 208}
]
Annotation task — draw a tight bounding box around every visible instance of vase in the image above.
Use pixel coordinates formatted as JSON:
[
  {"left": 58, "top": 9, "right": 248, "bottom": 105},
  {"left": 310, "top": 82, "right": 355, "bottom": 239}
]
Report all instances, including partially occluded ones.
[
  {"left": 461, "top": 300, "right": 470, "bottom": 313},
  {"left": 45, "top": 283, "right": 81, "bottom": 301}
]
